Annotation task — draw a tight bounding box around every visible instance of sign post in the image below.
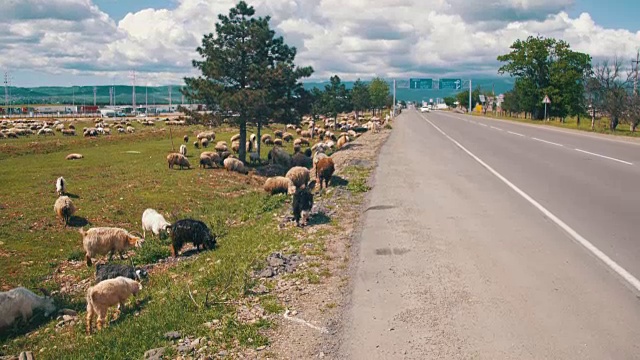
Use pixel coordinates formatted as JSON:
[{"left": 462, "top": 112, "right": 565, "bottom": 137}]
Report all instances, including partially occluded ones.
[{"left": 543, "top": 95, "right": 551, "bottom": 121}]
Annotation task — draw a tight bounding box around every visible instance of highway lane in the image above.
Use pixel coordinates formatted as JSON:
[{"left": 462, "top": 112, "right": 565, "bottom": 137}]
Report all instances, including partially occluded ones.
[
  {"left": 424, "top": 110, "right": 640, "bottom": 281},
  {"left": 340, "top": 110, "right": 640, "bottom": 359}
]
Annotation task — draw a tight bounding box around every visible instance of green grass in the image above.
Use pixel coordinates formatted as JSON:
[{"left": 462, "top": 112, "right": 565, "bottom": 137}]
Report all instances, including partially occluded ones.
[
  {"left": 343, "top": 166, "right": 372, "bottom": 193},
  {"left": 0, "top": 119, "right": 305, "bottom": 359},
  {"left": 470, "top": 112, "right": 640, "bottom": 138}
]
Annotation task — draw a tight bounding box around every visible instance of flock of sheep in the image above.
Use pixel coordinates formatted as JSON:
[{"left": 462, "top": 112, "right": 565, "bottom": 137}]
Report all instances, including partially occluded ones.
[
  {"left": 0, "top": 113, "right": 384, "bottom": 338},
  {"left": 0, "top": 117, "right": 160, "bottom": 139}
]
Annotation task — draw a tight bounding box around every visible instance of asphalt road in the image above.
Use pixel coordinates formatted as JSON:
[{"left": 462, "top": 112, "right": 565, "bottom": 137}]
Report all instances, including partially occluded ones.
[{"left": 339, "top": 110, "right": 640, "bottom": 359}]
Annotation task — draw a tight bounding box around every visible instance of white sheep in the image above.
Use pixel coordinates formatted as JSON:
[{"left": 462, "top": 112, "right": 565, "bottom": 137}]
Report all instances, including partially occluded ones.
[
  {"left": 141, "top": 208, "right": 171, "bottom": 239},
  {"left": 263, "top": 176, "right": 296, "bottom": 195},
  {"left": 0, "top": 287, "right": 56, "bottom": 330},
  {"left": 223, "top": 157, "right": 249, "bottom": 174},
  {"left": 86, "top": 276, "right": 142, "bottom": 334},
  {"left": 286, "top": 166, "right": 311, "bottom": 188},
  {"left": 56, "top": 176, "right": 66, "bottom": 196},
  {"left": 54, "top": 195, "right": 76, "bottom": 226},
  {"left": 179, "top": 144, "right": 187, "bottom": 157},
  {"left": 80, "top": 227, "right": 144, "bottom": 267}
]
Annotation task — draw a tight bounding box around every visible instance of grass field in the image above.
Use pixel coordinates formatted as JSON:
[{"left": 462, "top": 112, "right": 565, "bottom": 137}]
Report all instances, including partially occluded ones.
[
  {"left": 471, "top": 112, "right": 640, "bottom": 138},
  {"left": 0, "top": 119, "right": 315, "bottom": 358}
]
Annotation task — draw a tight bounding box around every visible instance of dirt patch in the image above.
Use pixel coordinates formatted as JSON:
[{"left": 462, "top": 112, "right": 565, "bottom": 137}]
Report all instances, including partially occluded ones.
[{"left": 261, "top": 127, "right": 393, "bottom": 359}]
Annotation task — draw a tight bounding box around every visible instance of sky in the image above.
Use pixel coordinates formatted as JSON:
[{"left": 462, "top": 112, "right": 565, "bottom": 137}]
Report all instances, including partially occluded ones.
[{"left": 1, "top": 0, "right": 639, "bottom": 87}]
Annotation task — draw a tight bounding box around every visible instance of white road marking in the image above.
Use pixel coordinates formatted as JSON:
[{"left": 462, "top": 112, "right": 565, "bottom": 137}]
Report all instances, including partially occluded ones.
[
  {"left": 490, "top": 126, "right": 504, "bottom": 131},
  {"left": 575, "top": 148, "right": 633, "bottom": 166},
  {"left": 532, "top": 137, "right": 564, "bottom": 147},
  {"left": 420, "top": 113, "right": 640, "bottom": 295},
  {"left": 508, "top": 131, "right": 525, "bottom": 137},
  {"left": 479, "top": 123, "right": 488, "bottom": 127}
]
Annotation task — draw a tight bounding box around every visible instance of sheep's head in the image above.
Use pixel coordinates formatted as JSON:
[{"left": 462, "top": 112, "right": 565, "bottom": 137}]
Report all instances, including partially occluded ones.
[
  {"left": 203, "top": 228, "right": 217, "bottom": 250},
  {"left": 129, "top": 234, "right": 144, "bottom": 248},
  {"left": 135, "top": 268, "right": 149, "bottom": 281}
]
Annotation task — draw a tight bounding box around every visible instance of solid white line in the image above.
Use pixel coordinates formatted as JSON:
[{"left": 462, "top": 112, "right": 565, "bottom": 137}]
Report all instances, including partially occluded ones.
[
  {"left": 532, "top": 137, "right": 563, "bottom": 147},
  {"left": 508, "top": 131, "right": 525, "bottom": 137},
  {"left": 575, "top": 148, "right": 633, "bottom": 166},
  {"left": 490, "top": 126, "right": 504, "bottom": 131},
  {"left": 420, "top": 113, "right": 640, "bottom": 295},
  {"left": 479, "top": 123, "right": 488, "bottom": 127}
]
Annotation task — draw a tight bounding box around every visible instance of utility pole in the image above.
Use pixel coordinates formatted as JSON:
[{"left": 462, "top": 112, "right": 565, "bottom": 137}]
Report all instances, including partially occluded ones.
[
  {"left": 3, "top": 72, "right": 8, "bottom": 116},
  {"left": 130, "top": 71, "right": 136, "bottom": 114},
  {"left": 168, "top": 85, "right": 172, "bottom": 111},
  {"left": 145, "top": 84, "right": 148, "bottom": 114},
  {"left": 633, "top": 50, "right": 639, "bottom": 96},
  {"left": 392, "top": 79, "right": 396, "bottom": 117},
  {"left": 468, "top": 79, "right": 472, "bottom": 114},
  {"left": 93, "top": 86, "right": 97, "bottom": 106}
]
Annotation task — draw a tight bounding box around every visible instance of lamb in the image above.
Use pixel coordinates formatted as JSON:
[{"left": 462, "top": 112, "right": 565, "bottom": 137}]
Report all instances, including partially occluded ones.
[
  {"left": 66, "top": 153, "right": 84, "bottom": 160},
  {"left": 264, "top": 176, "right": 296, "bottom": 195},
  {"left": 85, "top": 276, "right": 142, "bottom": 334},
  {"left": 315, "top": 157, "right": 335, "bottom": 190},
  {"left": 215, "top": 141, "right": 228, "bottom": 152},
  {"left": 0, "top": 287, "right": 56, "bottom": 330},
  {"left": 54, "top": 195, "right": 76, "bottom": 226},
  {"left": 230, "top": 134, "right": 241, "bottom": 142},
  {"left": 268, "top": 146, "right": 292, "bottom": 169},
  {"left": 292, "top": 186, "right": 313, "bottom": 227},
  {"left": 223, "top": 157, "right": 249, "bottom": 174},
  {"left": 169, "top": 219, "right": 216, "bottom": 257},
  {"left": 167, "top": 153, "right": 191, "bottom": 170},
  {"left": 286, "top": 166, "right": 311, "bottom": 188},
  {"left": 95, "top": 263, "right": 148, "bottom": 283},
  {"left": 80, "top": 227, "right": 144, "bottom": 266},
  {"left": 291, "top": 152, "right": 312, "bottom": 168},
  {"left": 56, "top": 176, "right": 66, "bottom": 195},
  {"left": 141, "top": 208, "right": 171, "bottom": 238}
]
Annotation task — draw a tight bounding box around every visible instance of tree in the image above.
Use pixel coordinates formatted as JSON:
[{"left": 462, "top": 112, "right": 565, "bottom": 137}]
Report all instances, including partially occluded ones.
[
  {"left": 497, "top": 36, "right": 591, "bottom": 120},
  {"left": 322, "top": 75, "right": 350, "bottom": 127},
  {"left": 350, "top": 79, "right": 370, "bottom": 117},
  {"left": 183, "top": 1, "right": 310, "bottom": 162},
  {"left": 591, "top": 58, "right": 630, "bottom": 131},
  {"left": 443, "top": 96, "right": 456, "bottom": 107},
  {"left": 369, "top": 77, "right": 390, "bottom": 115},
  {"left": 455, "top": 87, "right": 481, "bottom": 110}
]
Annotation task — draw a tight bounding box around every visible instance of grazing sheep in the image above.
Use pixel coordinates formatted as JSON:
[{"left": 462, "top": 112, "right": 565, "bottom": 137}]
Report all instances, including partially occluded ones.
[
  {"left": 61, "top": 129, "right": 76, "bottom": 136},
  {"left": 95, "top": 264, "right": 148, "bottom": 283},
  {"left": 261, "top": 134, "right": 272, "bottom": 144},
  {"left": 197, "top": 131, "right": 215, "bottom": 141},
  {"left": 274, "top": 139, "right": 283, "bottom": 146},
  {"left": 0, "top": 288, "right": 56, "bottom": 330},
  {"left": 274, "top": 130, "right": 283, "bottom": 138},
  {"left": 201, "top": 151, "right": 222, "bottom": 165},
  {"left": 293, "top": 138, "right": 309, "bottom": 147},
  {"left": 268, "top": 146, "right": 292, "bottom": 169},
  {"left": 296, "top": 128, "right": 302, "bottom": 135},
  {"left": 200, "top": 154, "right": 215, "bottom": 169},
  {"left": 286, "top": 166, "right": 311, "bottom": 188},
  {"left": 54, "top": 196, "right": 76, "bottom": 226},
  {"left": 37, "top": 128, "right": 55, "bottom": 136},
  {"left": 183, "top": 135, "right": 189, "bottom": 143},
  {"left": 69, "top": 124, "right": 76, "bottom": 130},
  {"left": 291, "top": 152, "right": 312, "bottom": 168},
  {"left": 283, "top": 133, "right": 294, "bottom": 142},
  {"left": 80, "top": 227, "right": 144, "bottom": 267},
  {"left": 337, "top": 135, "right": 349, "bottom": 149},
  {"left": 250, "top": 134, "right": 257, "bottom": 143},
  {"left": 179, "top": 144, "right": 187, "bottom": 157},
  {"left": 230, "top": 134, "right": 240, "bottom": 142},
  {"left": 300, "top": 130, "right": 312, "bottom": 139},
  {"left": 215, "top": 141, "right": 228, "bottom": 152},
  {"left": 249, "top": 151, "right": 261, "bottom": 164},
  {"left": 194, "top": 140, "right": 201, "bottom": 149},
  {"left": 85, "top": 276, "right": 142, "bottom": 334},
  {"left": 167, "top": 153, "right": 191, "bottom": 170},
  {"left": 223, "top": 157, "right": 249, "bottom": 174},
  {"left": 219, "top": 151, "right": 232, "bottom": 161},
  {"left": 66, "top": 153, "right": 84, "bottom": 160},
  {"left": 315, "top": 157, "right": 335, "bottom": 190},
  {"left": 263, "top": 176, "right": 296, "bottom": 195},
  {"left": 201, "top": 138, "right": 209, "bottom": 148},
  {"left": 56, "top": 176, "right": 66, "bottom": 195},
  {"left": 292, "top": 186, "right": 313, "bottom": 227},
  {"left": 286, "top": 124, "right": 296, "bottom": 130},
  {"left": 126, "top": 126, "right": 135, "bottom": 133},
  {"left": 313, "top": 151, "right": 328, "bottom": 166},
  {"left": 141, "top": 208, "right": 171, "bottom": 238},
  {"left": 117, "top": 128, "right": 125, "bottom": 133},
  {"left": 293, "top": 144, "right": 301, "bottom": 154},
  {"left": 169, "top": 219, "right": 216, "bottom": 257},
  {"left": 347, "top": 129, "right": 357, "bottom": 138},
  {"left": 231, "top": 140, "right": 241, "bottom": 153}
]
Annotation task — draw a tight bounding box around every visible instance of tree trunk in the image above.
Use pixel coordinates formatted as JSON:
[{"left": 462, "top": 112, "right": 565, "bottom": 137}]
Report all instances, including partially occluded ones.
[
  {"left": 576, "top": 114, "right": 580, "bottom": 127},
  {"left": 591, "top": 109, "right": 596, "bottom": 130},
  {"left": 631, "top": 122, "right": 637, "bottom": 132},
  {"left": 239, "top": 120, "right": 247, "bottom": 163},
  {"left": 609, "top": 117, "right": 618, "bottom": 131}
]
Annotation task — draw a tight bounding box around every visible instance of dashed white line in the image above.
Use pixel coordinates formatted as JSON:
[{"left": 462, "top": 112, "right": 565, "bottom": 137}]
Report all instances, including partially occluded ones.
[
  {"left": 490, "top": 126, "right": 504, "bottom": 131},
  {"left": 479, "top": 123, "right": 488, "bottom": 127},
  {"left": 507, "top": 131, "right": 525, "bottom": 137},
  {"left": 532, "top": 137, "right": 564, "bottom": 147},
  {"left": 419, "top": 113, "right": 640, "bottom": 295},
  {"left": 575, "top": 149, "right": 633, "bottom": 166}
]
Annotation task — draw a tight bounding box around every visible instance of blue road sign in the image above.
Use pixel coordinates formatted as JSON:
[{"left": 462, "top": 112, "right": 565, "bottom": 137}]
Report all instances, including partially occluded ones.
[
  {"left": 439, "top": 79, "right": 462, "bottom": 90},
  {"left": 409, "top": 78, "right": 433, "bottom": 90}
]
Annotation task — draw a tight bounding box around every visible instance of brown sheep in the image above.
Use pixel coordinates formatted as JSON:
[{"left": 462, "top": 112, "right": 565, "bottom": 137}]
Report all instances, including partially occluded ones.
[
  {"left": 315, "top": 157, "right": 335, "bottom": 190},
  {"left": 283, "top": 133, "right": 294, "bottom": 142},
  {"left": 274, "top": 130, "right": 284, "bottom": 138},
  {"left": 86, "top": 276, "right": 142, "bottom": 334},
  {"left": 274, "top": 139, "right": 283, "bottom": 146},
  {"left": 230, "top": 134, "right": 241, "bottom": 142},
  {"left": 80, "top": 227, "right": 144, "bottom": 267},
  {"left": 223, "top": 157, "right": 249, "bottom": 174},
  {"left": 263, "top": 176, "right": 295, "bottom": 195},
  {"left": 167, "top": 153, "right": 191, "bottom": 170}
]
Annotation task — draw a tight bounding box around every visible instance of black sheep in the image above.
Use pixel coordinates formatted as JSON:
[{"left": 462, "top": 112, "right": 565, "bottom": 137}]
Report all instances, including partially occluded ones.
[
  {"left": 170, "top": 219, "right": 216, "bottom": 257},
  {"left": 95, "top": 263, "right": 148, "bottom": 283},
  {"left": 292, "top": 186, "right": 313, "bottom": 227},
  {"left": 304, "top": 148, "right": 312, "bottom": 158}
]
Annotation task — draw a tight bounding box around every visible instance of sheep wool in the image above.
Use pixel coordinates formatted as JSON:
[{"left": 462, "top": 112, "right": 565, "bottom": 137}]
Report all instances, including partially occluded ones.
[
  {"left": 80, "top": 227, "right": 144, "bottom": 267},
  {"left": 263, "top": 176, "right": 295, "bottom": 195},
  {"left": 141, "top": 208, "right": 171, "bottom": 238},
  {"left": 315, "top": 157, "right": 335, "bottom": 190},
  {"left": 179, "top": 144, "right": 187, "bottom": 157},
  {"left": 167, "top": 153, "right": 191, "bottom": 170},
  {"left": 286, "top": 166, "right": 311, "bottom": 188},
  {"left": 54, "top": 195, "right": 76, "bottom": 226},
  {"left": 0, "top": 288, "right": 56, "bottom": 330},
  {"left": 223, "top": 157, "right": 249, "bottom": 175},
  {"left": 86, "top": 276, "right": 141, "bottom": 334},
  {"left": 56, "top": 176, "right": 66, "bottom": 195},
  {"left": 268, "top": 146, "right": 292, "bottom": 169},
  {"left": 66, "top": 153, "right": 84, "bottom": 160}
]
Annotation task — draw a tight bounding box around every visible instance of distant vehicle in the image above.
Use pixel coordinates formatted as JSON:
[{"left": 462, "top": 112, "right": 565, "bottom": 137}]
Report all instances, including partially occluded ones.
[
  {"left": 137, "top": 113, "right": 147, "bottom": 118},
  {"left": 420, "top": 106, "right": 431, "bottom": 113}
]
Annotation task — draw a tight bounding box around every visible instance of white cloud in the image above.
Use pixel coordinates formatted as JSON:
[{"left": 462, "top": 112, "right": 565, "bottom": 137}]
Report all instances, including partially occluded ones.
[{"left": 1, "top": 0, "right": 639, "bottom": 85}]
